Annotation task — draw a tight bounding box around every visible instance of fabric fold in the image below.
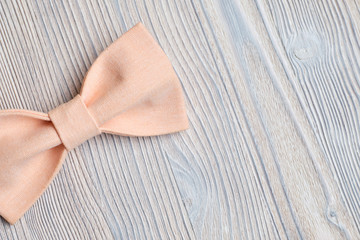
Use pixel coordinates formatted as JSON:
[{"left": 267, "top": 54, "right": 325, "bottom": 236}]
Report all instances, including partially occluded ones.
[{"left": 0, "top": 22, "right": 188, "bottom": 224}]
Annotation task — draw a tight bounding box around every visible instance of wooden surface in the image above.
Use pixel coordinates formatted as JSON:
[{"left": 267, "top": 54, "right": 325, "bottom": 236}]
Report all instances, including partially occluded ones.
[{"left": 0, "top": 0, "right": 360, "bottom": 239}]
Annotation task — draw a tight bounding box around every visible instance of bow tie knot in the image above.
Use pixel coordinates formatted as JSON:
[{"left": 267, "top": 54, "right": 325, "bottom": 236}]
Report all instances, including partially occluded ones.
[{"left": 48, "top": 95, "right": 101, "bottom": 151}]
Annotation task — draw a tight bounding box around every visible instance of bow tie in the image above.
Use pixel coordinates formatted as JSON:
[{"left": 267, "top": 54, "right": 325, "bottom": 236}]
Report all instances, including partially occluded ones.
[{"left": 0, "top": 23, "right": 188, "bottom": 224}]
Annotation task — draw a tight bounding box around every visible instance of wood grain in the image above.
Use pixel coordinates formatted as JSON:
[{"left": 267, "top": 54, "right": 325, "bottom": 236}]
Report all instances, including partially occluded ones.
[{"left": 1, "top": 0, "right": 360, "bottom": 239}]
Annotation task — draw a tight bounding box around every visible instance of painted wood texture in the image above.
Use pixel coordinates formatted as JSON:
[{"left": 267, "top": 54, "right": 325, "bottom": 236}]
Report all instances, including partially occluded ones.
[{"left": 0, "top": 0, "right": 359, "bottom": 239}]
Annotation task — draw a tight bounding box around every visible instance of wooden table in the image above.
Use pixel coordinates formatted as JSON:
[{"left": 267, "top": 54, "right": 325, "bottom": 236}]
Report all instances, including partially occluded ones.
[{"left": 1, "top": 0, "right": 359, "bottom": 239}]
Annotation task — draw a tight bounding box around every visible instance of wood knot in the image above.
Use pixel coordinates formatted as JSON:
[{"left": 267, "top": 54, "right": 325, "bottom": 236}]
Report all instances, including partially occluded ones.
[
  {"left": 294, "top": 48, "right": 314, "bottom": 60},
  {"left": 286, "top": 30, "right": 324, "bottom": 63},
  {"left": 182, "top": 198, "right": 193, "bottom": 208}
]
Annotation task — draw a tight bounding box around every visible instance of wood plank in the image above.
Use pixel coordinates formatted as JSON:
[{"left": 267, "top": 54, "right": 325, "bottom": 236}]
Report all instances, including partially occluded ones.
[
  {"left": 170, "top": 0, "right": 359, "bottom": 238},
  {"left": 155, "top": 0, "right": 360, "bottom": 238},
  {"left": 1, "top": 0, "right": 360, "bottom": 239},
  {"left": 264, "top": 0, "right": 360, "bottom": 231}
]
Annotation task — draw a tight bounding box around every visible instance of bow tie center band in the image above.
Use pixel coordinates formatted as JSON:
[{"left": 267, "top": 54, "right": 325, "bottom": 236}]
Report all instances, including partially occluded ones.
[{"left": 0, "top": 23, "right": 189, "bottom": 224}]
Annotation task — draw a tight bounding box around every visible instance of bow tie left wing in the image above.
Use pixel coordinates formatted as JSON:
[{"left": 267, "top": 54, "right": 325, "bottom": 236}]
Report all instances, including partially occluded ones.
[{"left": 0, "top": 110, "right": 67, "bottom": 224}]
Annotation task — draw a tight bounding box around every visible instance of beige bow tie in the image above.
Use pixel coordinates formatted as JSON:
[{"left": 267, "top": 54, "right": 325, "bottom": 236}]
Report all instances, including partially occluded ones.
[{"left": 0, "top": 22, "right": 188, "bottom": 224}]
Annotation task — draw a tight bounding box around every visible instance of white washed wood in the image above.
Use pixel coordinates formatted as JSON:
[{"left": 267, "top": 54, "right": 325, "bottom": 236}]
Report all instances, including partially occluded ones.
[
  {"left": 161, "top": 0, "right": 358, "bottom": 238},
  {"left": 1, "top": 0, "right": 360, "bottom": 239}
]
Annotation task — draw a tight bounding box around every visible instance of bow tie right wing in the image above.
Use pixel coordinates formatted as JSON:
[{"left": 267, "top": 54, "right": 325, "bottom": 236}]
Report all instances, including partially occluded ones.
[
  {"left": 0, "top": 110, "right": 66, "bottom": 224},
  {"left": 80, "top": 23, "right": 189, "bottom": 137}
]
